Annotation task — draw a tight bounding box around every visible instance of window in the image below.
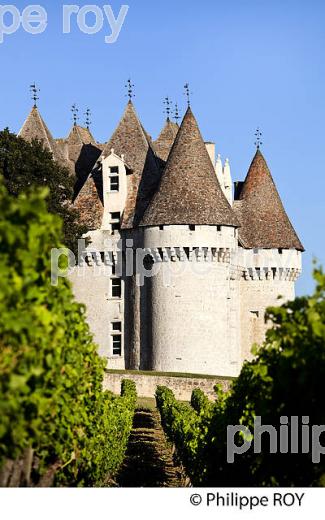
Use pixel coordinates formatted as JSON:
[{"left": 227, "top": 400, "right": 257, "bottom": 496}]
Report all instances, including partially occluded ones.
[
  {"left": 112, "top": 335, "right": 122, "bottom": 356},
  {"left": 278, "top": 248, "right": 283, "bottom": 255},
  {"left": 109, "top": 166, "right": 119, "bottom": 192},
  {"left": 189, "top": 225, "right": 195, "bottom": 231},
  {"left": 253, "top": 248, "right": 259, "bottom": 255},
  {"left": 159, "top": 225, "right": 164, "bottom": 231},
  {"left": 217, "top": 225, "right": 221, "bottom": 232},
  {"left": 112, "top": 321, "right": 122, "bottom": 332},
  {"left": 110, "top": 212, "right": 120, "bottom": 232},
  {"left": 111, "top": 278, "right": 122, "bottom": 298},
  {"left": 110, "top": 176, "right": 119, "bottom": 192}
]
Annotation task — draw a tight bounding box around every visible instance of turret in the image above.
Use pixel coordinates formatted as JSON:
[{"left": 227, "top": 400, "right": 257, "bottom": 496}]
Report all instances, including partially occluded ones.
[
  {"left": 234, "top": 148, "right": 304, "bottom": 361},
  {"left": 137, "top": 107, "right": 241, "bottom": 376}
]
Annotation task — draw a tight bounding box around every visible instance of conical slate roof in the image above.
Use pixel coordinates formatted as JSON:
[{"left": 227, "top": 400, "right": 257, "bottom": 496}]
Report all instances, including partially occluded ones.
[
  {"left": 154, "top": 119, "right": 179, "bottom": 161},
  {"left": 140, "top": 107, "right": 239, "bottom": 227},
  {"left": 233, "top": 149, "right": 304, "bottom": 250},
  {"left": 67, "top": 125, "right": 96, "bottom": 147},
  {"left": 18, "top": 106, "right": 67, "bottom": 167},
  {"left": 74, "top": 101, "right": 161, "bottom": 230}
]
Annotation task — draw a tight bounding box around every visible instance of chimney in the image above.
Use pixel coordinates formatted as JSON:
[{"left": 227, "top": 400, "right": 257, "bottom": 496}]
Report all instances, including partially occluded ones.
[{"left": 205, "top": 142, "right": 215, "bottom": 166}]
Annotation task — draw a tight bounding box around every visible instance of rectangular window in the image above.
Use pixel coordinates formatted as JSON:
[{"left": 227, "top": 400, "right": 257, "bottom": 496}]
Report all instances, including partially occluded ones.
[
  {"left": 111, "top": 278, "right": 122, "bottom": 298},
  {"left": 217, "top": 225, "right": 221, "bottom": 232},
  {"left": 112, "top": 321, "right": 122, "bottom": 332},
  {"left": 110, "top": 176, "right": 119, "bottom": 192},
  {"left": 111, "top": 221, "right": 120, "bottom": 231},
  {"left": 110, "top": 212, "right": 121, "bottom": 233},
  {"left": 189, "top": 225, "right": 195, "bottom": 231},
  {"left": 109, "top": 166, "right": 119, "bottom": 192},
  {"left": 112, "top": 335, "right": 122, "bottom": 356}
]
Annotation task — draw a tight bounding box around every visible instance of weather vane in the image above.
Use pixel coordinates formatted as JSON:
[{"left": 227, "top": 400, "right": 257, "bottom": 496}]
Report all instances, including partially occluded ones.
[
  {"left": 84, "top": 108, "right": 92, "bottom": 129},
  {"left": 163, "top": 96, "right": 172, "bottom": 121},
  {"left": 125, "top": 78, "right": 135, "bottom": 101},
  {"left": 174, "top": 102, "right": 180, "bottom": 124},
  {"left": 71, "top": 104, "right": 79, "bottom": 126},
  {"left": 254, "top": 127, "right": 263, "bottom": 149},
  {"left": 30, "top": 83, "right": 40, "bottom": 107},
  {"left": 184, "top": 83, "right": 191, "bottom": 108}
]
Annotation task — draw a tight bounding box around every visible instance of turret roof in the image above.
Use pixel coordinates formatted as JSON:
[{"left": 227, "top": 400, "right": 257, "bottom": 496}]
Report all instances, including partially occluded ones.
[
  {"left": 233, "top": 149, "right": 304, "bottom": 250},
  {"left": 67, "top": 125, "right": 96, "bottom": 146},
  {"left": 140, "top": 107, "right": 239, "bottom": 227},
  {"left": 18, "top": 106, "right": 67, "bottom": 167},
  {"left": 154, "top": 119, "right": 179, "bottom": 161}
]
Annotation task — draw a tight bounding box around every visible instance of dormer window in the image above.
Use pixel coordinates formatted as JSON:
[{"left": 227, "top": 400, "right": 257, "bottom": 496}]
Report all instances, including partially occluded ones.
[
  {"left": 110, "top": 212, "right": 121, "bottom": 232},
  {"left": 109, "top": 166, "right": 119, "bottom": 192}
]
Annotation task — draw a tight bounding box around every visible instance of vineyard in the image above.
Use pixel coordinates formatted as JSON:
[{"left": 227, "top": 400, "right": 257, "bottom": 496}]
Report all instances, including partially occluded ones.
[
  {"left": 0, "top": 173, "right": 324, "bottom": 487},
  {"left": 156, "top": 267, "right": 325, "bottom": 486},
  {"left": 0, "top": 184, "right": 136, "bottom": 486}
]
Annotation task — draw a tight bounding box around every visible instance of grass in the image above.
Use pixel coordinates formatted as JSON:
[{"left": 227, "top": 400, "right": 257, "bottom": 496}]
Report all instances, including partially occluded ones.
[
  {"left": 106, "top": 368, "right": 235, "bottom": 381},
  {"left": 137, "top": 397, "right": 156, "bottom": 411}
]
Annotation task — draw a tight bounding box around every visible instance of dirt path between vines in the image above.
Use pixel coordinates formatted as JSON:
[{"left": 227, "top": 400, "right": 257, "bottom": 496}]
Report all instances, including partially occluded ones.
[{"left": 116, "top": 408, "right": 188, "bottom": 487}]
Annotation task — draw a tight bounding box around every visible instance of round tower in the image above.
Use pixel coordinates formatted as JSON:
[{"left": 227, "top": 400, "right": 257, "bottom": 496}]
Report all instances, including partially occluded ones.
[
  {"left": 138, "top": 108, "right": 241, "bottom": 377},
  {"left": 233, "top": 149, "right": 304, "bottom": 361}
]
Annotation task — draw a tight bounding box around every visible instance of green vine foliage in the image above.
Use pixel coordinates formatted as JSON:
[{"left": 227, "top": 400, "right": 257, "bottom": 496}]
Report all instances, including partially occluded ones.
[
  {"left": 156, "top": 269, "right": 325, "bottom": 486},
  {"left": 0, "top": 182, "right": 136, "bottom": 486}
]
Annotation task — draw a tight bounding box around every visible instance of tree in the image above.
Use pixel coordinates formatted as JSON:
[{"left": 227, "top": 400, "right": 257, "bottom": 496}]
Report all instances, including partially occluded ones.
[{"left": 0, "top": 128, "right": 85, "bottom": 252}]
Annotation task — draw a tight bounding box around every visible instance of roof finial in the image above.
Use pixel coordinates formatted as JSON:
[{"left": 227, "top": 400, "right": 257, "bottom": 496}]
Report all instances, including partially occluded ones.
[
  {"left": 174, "top": 102, "right": 180, "bottom": 124},
  {"left": 30, "top": 83, "right": 40, "bottom": 108},
  {"left": 71, "top": 104, "right": 79, "bottom": 126},
  {"left": 184, "top": 83, "right": 192, "bottom": 108},
  {"left": 125, "top": 78, "right": 135, "bottom": 101},
  {"left": 254, "top": 127, "right": 263, "bottom": 150},
  {"left": 163, "top": 96, "right": 172, "bottom": 121},
  {"left": 84, "top": 108, "right": 91, "bottom": 129}
]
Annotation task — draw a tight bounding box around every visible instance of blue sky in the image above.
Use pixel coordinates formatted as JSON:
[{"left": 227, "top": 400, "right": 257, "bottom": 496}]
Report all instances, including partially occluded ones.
[{"left": 0, "top": 0, "right": 324, "bottom": 295}]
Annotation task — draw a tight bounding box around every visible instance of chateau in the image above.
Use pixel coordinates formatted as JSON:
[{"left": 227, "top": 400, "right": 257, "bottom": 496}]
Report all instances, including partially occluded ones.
[{"left": 18, "top": 96, "right": 304, "bottom": 377}]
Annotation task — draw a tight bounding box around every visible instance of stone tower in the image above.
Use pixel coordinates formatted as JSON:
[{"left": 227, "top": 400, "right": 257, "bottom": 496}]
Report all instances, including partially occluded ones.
[
  {"left": 135, "top": 108, "right": 241, "bottom": 376},
  {"left": 233, "top": 149, "right": 304, "bottom": 361}
]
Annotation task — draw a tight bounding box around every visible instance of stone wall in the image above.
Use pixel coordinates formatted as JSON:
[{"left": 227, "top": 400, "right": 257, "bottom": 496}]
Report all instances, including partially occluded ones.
[
  {"left": 141, "top": 225, "right": 241, "bottom": 377},
  {"left": 103, "top": 370, "right": 234, "bottom": 401}
]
